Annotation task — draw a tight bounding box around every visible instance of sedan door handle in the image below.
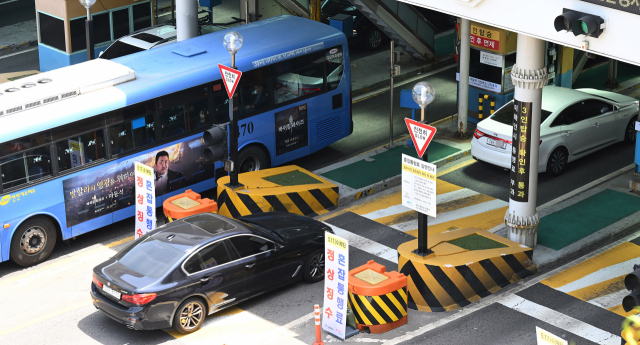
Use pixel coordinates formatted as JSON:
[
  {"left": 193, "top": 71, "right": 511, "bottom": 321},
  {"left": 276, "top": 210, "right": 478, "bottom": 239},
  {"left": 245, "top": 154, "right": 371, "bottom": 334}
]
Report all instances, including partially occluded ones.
[
  {"left": 563, "top": 131, "right": 572, "bottom": 136},
  {"left": 200, "top": 276, "right": 212, "bottom": 283},
  {"left": 245, "top": 263, "right": 255, "bottom": 269}
]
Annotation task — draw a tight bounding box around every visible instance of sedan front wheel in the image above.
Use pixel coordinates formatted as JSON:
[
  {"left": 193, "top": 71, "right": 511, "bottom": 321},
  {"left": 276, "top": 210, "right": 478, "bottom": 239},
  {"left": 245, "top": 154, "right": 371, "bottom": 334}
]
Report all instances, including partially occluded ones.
[
  {"left": 304, "top": 249, "right": 325, "bottom": 283},
  {"left": 547, "top": 147, "right": 568, "bottom": 176}
]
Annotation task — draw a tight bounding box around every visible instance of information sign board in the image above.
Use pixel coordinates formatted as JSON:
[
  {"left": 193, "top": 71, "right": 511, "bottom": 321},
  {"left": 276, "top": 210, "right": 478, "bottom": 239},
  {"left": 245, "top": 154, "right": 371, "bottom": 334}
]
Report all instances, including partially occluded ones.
[
  {"left": 401, "top": 154, "right": 436, "bottom": 217},
  {"left": 536, "top": 326, "right": 568, "bottom": 345},
  {"left": 323, "top": 232, "right": 348, "bottom": 340},
  {"left": 134, "top": 162, "right": 155, "bottom": 239}
]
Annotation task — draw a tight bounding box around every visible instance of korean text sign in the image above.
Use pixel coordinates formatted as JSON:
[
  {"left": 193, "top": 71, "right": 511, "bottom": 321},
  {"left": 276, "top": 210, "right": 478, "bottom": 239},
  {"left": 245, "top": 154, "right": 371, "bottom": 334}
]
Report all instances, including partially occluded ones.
[
  {"left": 323, "top": 232, "right": 348, "bottom": 339},
  {"left": 134, "top": 162, "right": 155, "bottom": 239},
  {"left": 401, "top": 154, "right": 436, "bottom": 217}
]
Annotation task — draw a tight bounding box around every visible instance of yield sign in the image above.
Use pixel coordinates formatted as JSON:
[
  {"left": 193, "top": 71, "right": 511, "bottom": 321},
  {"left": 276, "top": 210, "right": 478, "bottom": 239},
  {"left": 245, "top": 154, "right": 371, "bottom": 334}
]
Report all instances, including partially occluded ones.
[
  {"left": 218, "top": 64, "right": 242, "bottom": 99},
  {"left": 405, "top": 118, "right": 436, "bottom": 157}
]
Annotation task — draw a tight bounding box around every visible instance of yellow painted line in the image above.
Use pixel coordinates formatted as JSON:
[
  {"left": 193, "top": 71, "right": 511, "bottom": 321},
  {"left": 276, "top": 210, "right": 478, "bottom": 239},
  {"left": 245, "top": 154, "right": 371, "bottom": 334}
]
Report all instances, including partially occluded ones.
[
  {"left": 542, "top": 242, "right": 640, "bottom": 289},
  {"left": 435, "top": 179, "right": 465, "bottom": 195},
  {"left": 106, "top": 236, "right": 134, "bottom": 248},
  {"left": 567, "top": 275, "right": 626, "bottom": 301},
  {"left": 0, "top": 300, "right": 92, "bottom": 337},
  {"left": 375, "top": 210, "right": 416, "bottom": 227},
  {"left": 317, "top": 189, "right": 403, "bottom": 222},
  {"left": 405, "top": 206, "right": 509, "bottom": 237},
  {"left": 437, "top": 158, "right": 476, "bottom": 177}
]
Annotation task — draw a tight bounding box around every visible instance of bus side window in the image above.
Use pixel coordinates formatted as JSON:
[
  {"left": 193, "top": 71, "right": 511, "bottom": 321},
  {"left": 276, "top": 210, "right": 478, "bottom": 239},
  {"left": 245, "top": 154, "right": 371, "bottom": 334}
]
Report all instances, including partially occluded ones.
[
  {"left": 238, "top": 68, "right": 270, "bottom": 118},
  {"left": 56, "top": 130, "right": 106, "bottom": 172},
  {"left": 159, "top": 84, "right": 210, "bottom": 137},
  {"left": 212, "top": 83, "right": 231, "bottom": 125},
  {"left": 325, "top": 46, "right": 344, "bottom": 91},
  {"left": 161, "top": 104, "right": 188, "bottom": 139},
  {"left": 106, "top": 101, "right": 156, "bottom": 155},
  {"left": 0, "top": 146, "right": 52, "bottom": 190}
]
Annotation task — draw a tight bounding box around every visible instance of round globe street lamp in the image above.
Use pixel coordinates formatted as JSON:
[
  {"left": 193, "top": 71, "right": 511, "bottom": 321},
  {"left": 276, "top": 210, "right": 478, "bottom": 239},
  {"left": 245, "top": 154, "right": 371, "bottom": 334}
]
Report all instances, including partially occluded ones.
[
  {"left": 223, "top": 31, "right": 243, "bottom": 187},
  {"left": 411, "top": 81, "right": 436, "bottom": 257},
  {"left": 79, "top": 0, "right": 97, "bottom": 61}
]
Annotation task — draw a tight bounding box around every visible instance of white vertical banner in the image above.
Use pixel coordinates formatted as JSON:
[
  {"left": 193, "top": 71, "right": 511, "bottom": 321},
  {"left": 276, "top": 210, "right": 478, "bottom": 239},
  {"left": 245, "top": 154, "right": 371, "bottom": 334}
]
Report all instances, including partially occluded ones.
[
  {"left": 323, "top": 232, "right": 349, "bottom": 339},
  {"left": 134, "top": 162, "right": 155, "bottom": 239},
  {"left": 68, "top": 140, "right": 85, "bottom": 168}
]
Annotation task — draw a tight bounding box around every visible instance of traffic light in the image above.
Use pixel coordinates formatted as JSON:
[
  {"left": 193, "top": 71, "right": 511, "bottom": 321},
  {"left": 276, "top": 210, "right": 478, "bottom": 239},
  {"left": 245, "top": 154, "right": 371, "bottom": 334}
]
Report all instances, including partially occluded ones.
[
  {"left": 202, "top": 125, "right": 227, "bottom": 163},
  {"left": 554, "top": 9, "right": 605, "bottom": 38},
  {"left": 623, "top": 265, "right": 640, "bottom": 313}
]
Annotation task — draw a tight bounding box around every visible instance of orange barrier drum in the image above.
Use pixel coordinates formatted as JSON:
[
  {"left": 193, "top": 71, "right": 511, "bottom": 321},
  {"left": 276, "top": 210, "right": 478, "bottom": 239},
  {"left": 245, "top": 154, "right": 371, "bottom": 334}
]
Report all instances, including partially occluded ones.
[
  {"left": 162, "top": 189, "right": 218, "bottom": 223},
  {"left": 348, "top": 260, "right": 408, "bottom": 334}
]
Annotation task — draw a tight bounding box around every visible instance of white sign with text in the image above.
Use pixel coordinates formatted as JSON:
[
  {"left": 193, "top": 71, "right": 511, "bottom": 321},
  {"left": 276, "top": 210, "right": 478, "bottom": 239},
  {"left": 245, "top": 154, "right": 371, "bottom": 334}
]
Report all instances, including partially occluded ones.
[
  {"left": 402, "top": 154, "right": 436, "bottom": 217},
  {"left": 480, "top": 51, "right": 503, "bottom": 67},
  {"left": 322, "top": 232, "right": 349, "bottom": 340},
  {"left": 134, "top": 162, "right": 155, "bottom": 239}
]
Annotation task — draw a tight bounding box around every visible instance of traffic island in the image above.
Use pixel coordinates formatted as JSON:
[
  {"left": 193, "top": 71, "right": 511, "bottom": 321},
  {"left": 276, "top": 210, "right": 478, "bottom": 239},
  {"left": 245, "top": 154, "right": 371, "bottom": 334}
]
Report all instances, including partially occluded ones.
[
  {"left": 217, "top": 165, "right": 339, "bottom": 218},
  {"left": 397, "top": 227, "right": 537, "bottom": 312}
]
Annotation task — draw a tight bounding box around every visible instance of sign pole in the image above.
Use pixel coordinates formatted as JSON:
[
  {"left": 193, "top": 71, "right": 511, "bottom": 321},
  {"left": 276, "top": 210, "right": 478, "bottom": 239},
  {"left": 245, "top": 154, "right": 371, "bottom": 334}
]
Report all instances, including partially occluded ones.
[
  {"left": 229, "top": 56, "right": 241, "bottom": 187},
  {"left": 415, "top": 105, "right": 432, "bottom": 256},
  {"left": 218, "top": 62, "right": 243, "bottom": 188}
]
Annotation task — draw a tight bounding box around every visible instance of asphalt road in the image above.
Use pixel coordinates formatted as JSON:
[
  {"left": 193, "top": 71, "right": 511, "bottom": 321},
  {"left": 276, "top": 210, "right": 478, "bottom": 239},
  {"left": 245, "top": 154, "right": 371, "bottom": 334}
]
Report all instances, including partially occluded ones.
[
  {"left": 440, "top": 140, "right": 636, "bottom": 205},
  {"left": 0, "top": 0, "right": 35, "bottom": 28}
]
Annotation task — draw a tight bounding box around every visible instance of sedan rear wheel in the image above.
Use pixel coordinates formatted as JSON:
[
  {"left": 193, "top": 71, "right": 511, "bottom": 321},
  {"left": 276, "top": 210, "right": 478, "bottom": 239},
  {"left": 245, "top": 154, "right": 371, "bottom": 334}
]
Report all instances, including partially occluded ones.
[
  {"left": 173, "top": 298, "right": 206, "bottom": 334},
  {"left": 625, "top": 115, "right": 638, "bottom": 143},
  {"left": 304, "top": 249, "right": 325, "bottom": 283},
  {"left": 547, "top": 147, "right": 568, "bottom": 176}
]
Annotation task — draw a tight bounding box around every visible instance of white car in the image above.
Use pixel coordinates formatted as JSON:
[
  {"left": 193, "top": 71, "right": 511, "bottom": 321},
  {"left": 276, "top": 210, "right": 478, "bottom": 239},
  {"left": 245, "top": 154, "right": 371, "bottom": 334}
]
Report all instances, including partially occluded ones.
[
  {"left": 100, "top": 24, "right": 225, "bottom": 60},
  {"left": 471, "top": 86, "right": 639, "bottom": 176}
]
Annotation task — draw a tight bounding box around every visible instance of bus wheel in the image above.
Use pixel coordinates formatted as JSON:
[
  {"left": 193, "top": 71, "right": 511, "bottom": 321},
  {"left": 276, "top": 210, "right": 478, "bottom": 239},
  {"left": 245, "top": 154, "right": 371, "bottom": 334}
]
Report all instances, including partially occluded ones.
[
  {"left": 10, "top": 217, "right": 57, "bottom": 267},
  {"left": 238, "top": 146, "right": 270, "bottom": 173}
]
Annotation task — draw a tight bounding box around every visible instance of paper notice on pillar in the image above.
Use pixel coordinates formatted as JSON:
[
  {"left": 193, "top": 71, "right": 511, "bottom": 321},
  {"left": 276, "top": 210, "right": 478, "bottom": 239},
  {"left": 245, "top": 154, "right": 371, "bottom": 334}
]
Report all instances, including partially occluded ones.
[
  {"left": 509, "top": 100, "right": 532, "bottom": 203},
  {"left": 401, "top": 154, "right": 436, "bottom": 217},
  {"left": 535, "top": 326, "right": 568, "bottom": 345},
  {"left": 322, "top": 232, "right": 348, "bottom": 340},
  {"left": 134, "top": 162, "right": 155, "bottom": 239}
]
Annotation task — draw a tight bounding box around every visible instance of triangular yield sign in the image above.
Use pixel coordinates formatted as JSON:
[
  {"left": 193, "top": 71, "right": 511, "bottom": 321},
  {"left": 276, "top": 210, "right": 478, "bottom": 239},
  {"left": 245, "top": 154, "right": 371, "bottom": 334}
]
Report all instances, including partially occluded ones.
[
  {"left": 405, "top": 118, "right": 436, "bottom": 157},
  {"left": 218, "top": 64, "right": 242, "bottom": 99}
]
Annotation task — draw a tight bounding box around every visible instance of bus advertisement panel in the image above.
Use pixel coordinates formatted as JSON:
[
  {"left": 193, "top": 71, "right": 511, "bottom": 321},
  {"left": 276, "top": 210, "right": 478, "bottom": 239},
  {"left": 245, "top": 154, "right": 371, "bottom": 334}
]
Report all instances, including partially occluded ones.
[
  {"left": 275, "top": 104, "right": 308, "bottom": 156},
  {"left": 62, "top": 136, "right": 213, "bottom": 227}
]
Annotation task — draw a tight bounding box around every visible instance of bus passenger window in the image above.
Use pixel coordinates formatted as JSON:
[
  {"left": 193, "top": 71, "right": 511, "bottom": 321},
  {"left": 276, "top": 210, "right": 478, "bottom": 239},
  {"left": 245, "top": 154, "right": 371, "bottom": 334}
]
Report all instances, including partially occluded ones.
[
  {"left": 187, "top": 99, "right": 211, "bottom": 131},
  {"left": 0, "top": 146, "right": 52, "bottom": 190},
  {"left": 56, "top": 130, "right": 106, "bottom": 172},
  {"left": 213, "top": 92, "right": 231, "bottom": 124},
  {"left": 238, "top": 68, "right": 269, "bottom": 117},
  {"left": 325, "top": 46, "right": 344, "bottom": 91},
  {"left": 108, "top": 114, "right": 155, "bottom": 155},
  {"left": 161, "top": 105, "right": 188, "bottom": 138},
  {"left": 109, "top": 123, "right": 134, "bottom": 154}
]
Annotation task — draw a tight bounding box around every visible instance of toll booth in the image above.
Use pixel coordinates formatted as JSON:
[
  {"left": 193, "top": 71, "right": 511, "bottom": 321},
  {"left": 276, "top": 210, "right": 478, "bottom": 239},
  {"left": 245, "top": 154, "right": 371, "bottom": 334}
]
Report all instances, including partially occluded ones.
[
  {"left": 35, "top": 0, "right": 154, "bottom": 72},
  {"left": 458, "top": 22, "right": 518, "bottom": 123}
]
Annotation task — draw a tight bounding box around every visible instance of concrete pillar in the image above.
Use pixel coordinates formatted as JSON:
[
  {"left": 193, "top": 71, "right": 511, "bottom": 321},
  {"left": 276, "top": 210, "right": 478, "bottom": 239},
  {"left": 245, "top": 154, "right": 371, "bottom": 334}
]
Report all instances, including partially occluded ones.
[
  {"left": 456, "top": 18, "right": 470, "bottom": 139},
  {"left": 504, "top": 34, "right": 547, "bottom": 248},
  {"left": 177, "top": 0, "right": 198, "bottom": 42}
]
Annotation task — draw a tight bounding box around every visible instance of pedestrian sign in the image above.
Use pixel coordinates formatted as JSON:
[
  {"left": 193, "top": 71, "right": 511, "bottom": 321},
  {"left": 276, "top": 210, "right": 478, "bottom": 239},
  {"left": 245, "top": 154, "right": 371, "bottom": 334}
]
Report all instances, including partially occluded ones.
[
  {"left": 405, "top": 118, "right": 436, "bottom": 157},
  {"left": 218, "top": 64, "right": 242, "bottom": 99}
]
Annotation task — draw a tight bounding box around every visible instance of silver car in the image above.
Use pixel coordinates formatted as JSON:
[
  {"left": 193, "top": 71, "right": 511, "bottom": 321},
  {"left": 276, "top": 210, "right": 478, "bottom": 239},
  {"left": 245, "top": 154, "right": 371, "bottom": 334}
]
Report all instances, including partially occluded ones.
[{"left": 471, "top": 86, "right": 639, "bottom": 176}]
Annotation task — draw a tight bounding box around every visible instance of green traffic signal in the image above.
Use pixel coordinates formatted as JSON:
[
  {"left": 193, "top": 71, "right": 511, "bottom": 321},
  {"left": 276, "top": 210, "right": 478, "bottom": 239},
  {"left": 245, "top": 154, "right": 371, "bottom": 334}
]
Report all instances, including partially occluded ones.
[{"left": 581, "top": 21, "right": 588, "bottom": 34}]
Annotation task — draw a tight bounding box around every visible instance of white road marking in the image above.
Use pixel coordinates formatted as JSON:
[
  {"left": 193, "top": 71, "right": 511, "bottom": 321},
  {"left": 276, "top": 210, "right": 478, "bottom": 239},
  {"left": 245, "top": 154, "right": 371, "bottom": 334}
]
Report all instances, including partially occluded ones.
[
  {"left": 391, "top": 199, "right": 508, "bottom": 231},
  {"left": 498, "top": 295, "right": 620, "bottom": 345},
  {"left": 361, "top": 188, "right": 479, "bottom": 220},
  {"left": 588, "top": 289, "right": 629, "bottom": 310},
  {"left": 556, "top": 257, "right": 638, "bottom": 293},
  {"left": 323, "top": 223, "right": 398, "bottom": 264},
  {"left": 0, "top": 47, "right": 37, "bottom": 60},
  {"left": 0, "top": 0, "right": 19, "bottom": 5}
]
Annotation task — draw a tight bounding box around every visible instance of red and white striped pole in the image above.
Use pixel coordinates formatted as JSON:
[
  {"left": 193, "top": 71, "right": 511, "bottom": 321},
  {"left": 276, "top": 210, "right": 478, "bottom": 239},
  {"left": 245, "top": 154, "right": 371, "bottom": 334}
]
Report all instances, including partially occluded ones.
[{"left": 313, "top": 304, "right": 324, "bottom": 345}]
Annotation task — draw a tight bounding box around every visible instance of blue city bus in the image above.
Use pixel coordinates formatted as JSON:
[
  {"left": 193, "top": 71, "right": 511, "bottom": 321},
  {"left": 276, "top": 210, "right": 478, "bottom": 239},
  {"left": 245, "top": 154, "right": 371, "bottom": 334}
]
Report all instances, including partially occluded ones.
[{"left": 0, "top": 16, "right": 352, "bottom": 266}]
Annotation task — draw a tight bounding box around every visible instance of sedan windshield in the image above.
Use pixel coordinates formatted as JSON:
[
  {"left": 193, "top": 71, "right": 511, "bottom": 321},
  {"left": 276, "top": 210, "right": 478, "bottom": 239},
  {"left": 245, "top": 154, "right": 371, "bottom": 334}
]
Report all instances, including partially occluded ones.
[
  {"left": 100, "top": 41, "right": 145, "bottom": 60},
  {"left": 490, "top": 101, "right": 552, "bottom": 125},
  {"left": 117, "top": 236, "right": 184, "bottom": 278}
]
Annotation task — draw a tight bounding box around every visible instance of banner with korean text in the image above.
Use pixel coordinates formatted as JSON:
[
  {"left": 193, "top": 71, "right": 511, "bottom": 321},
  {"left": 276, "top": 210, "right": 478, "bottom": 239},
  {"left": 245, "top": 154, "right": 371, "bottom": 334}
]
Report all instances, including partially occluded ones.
[
  {"left": 323, "top": 232, "right": 349, "bottom": 339},
  {"left": 135, "top": 162, "right": 155, "bottom": 239}
]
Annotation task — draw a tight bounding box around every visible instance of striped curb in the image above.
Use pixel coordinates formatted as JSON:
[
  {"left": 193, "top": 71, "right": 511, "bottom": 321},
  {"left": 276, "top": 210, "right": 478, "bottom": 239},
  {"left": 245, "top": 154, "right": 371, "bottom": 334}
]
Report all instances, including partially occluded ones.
[
  {"left": 397, "top": 228, "right": 537, "bottom": 312},
  {"left": 348, "top": 287, "right": 408, "bottom": 327}
]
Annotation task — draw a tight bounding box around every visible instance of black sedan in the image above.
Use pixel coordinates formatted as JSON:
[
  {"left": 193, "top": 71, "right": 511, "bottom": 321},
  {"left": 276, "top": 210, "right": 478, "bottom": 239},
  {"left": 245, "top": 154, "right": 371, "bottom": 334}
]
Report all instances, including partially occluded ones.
[{"left": 91, "top": 212, "right": 330, "bottom": 334}]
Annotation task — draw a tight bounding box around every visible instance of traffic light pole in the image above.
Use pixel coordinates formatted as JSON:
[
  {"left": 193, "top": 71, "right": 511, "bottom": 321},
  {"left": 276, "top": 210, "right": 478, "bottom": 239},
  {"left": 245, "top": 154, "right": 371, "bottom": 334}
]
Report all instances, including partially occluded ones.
[{"left": 504, "top": 34, "right": 546, "bottom": 247}]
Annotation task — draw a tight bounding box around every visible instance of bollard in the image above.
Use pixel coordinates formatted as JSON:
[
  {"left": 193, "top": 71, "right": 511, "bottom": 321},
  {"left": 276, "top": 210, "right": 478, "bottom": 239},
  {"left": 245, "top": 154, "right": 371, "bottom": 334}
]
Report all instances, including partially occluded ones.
[{"left": 313, "top": 304, "right": 325, "bottom": 345}]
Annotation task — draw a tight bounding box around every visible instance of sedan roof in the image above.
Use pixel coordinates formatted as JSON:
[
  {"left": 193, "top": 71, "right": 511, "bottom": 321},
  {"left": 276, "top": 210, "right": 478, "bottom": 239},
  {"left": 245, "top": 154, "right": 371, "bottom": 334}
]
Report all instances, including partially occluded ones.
[{"left": 541, "top": 86, "right": 591, "bottom": 113}]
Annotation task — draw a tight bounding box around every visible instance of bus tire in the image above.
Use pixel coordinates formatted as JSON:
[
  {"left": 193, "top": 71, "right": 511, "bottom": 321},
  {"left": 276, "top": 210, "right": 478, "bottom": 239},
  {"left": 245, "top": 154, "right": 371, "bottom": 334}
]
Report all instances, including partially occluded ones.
[
  {"left": 10, "top": 216, "right": 57, "bottom": 267},
  {"left": 238, "top": 146, "right": 270, "bottom": 173}
]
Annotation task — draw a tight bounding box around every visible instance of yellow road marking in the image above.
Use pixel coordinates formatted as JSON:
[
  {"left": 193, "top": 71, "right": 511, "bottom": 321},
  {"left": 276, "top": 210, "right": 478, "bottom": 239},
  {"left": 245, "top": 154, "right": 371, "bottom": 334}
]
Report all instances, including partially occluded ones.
[
  {"left": 437, "top": 158, "right": 476, "bottom": 177},
  {"left": 542, "top": 242, "right": 640, "bottom": 289},
  {"left": 567, "top": 275, "right": 626, "bottom": 301},
  {"left": 436, "top": 194, "right": 494, "bottom": 214},
  {"left": 608, "top": 304, "right": 639, "bottom": 317},
  {"left": 106, "top": 236, "right": 134, "bottom": 248},
  {"left": 0, "top": 300, "right": 92, "bottom": 337}
]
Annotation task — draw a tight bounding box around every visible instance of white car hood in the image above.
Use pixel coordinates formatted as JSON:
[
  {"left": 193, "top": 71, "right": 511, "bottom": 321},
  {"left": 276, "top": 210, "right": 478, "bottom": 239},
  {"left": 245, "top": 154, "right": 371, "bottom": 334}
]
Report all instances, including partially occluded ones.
[{"left": 476, "top": 118, "right": 512, "bottom": 142}]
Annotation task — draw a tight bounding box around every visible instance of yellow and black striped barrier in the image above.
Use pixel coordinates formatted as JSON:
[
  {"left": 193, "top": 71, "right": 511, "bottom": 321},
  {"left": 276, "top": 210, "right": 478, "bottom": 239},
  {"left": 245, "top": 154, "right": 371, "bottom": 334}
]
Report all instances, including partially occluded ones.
[
  {"left": 348, "top": 260, "right": 408, "bottom": 333},
  {"left": 216, "top": 165, "right": 339, "bottom": 218},
  {"left": 397, "top": 227, "right": 537, "bottom": 312}
]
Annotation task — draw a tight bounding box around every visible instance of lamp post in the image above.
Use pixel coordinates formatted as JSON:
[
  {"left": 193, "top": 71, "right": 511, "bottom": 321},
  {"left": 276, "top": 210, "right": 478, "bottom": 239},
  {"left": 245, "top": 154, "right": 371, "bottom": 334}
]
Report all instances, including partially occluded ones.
[
  {"left": 223, "top": 31, "right": 244, "bottom": 187},
  {"left": 79, "top": 0, "right": 96, "bottom": 61},
  {"left": 411, "top": 81, "right": 435, "bottom": 257}
]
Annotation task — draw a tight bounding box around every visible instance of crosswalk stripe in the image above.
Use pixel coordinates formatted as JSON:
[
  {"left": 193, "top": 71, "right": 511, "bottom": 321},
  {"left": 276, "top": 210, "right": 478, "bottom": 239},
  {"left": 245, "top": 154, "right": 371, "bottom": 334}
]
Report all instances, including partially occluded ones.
[
  {"left": 542, "top": 242, "right": 640, "bottom": 289},
  {"left": 404, "top": 206, "right": 509, "bottom": 237},
  {"left": 361, "top": 189, "right": 479, "bottom": 220},
  {"left": 323, "top": 223, "right": 398, "bottom": 264},
  {"left": 588, "top": 289, "right": 629, "bottom": 310},
  {"left": 499, "top": 295, "right": 621, "bottom": 345},
  {"left": 567, "top": 275, "right": 625, "bottom": 301},
  {"left": 391, "top": 199, "right": 508, "bottom": 232},
  {"left": 556, "top": 257, "right": 640, "bottom": 293}
]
